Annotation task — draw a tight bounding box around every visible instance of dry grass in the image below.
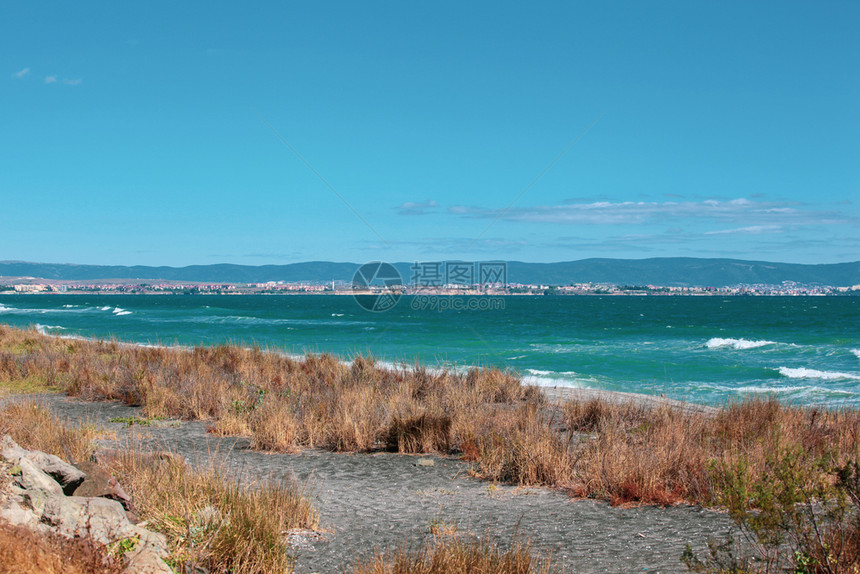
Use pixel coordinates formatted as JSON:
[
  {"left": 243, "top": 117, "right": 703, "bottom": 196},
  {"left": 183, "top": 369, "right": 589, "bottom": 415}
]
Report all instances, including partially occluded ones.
[
  {"left": 0, "top": 522, "right": 123, "bottom": 574},
  {"left": 102, "top": 446, "right": 319, "bottom": 574},
  {"left": 350, "top": 534, "right": 557, "bottom": 574},
  {"left": 2, "top": 324, "right": 859, "bottom": 509},
  {"left": 0, "top": 399, "right": 104, "bottom": 463},
  {"left": 560, "top": 398, "right": 860, "bottom": 506}
]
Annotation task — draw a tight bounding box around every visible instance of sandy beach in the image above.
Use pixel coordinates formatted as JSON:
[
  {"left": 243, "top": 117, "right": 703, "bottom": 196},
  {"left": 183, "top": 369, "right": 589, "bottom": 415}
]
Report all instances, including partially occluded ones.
[{"left": 6, "top": 392, "right": 735, "bottom": 574}]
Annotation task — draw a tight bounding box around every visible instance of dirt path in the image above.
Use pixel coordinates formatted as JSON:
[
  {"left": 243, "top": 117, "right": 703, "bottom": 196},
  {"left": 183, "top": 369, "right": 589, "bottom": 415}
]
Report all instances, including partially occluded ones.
[{"left": 12, "top": 394, "right": 734, "bottom": 573}]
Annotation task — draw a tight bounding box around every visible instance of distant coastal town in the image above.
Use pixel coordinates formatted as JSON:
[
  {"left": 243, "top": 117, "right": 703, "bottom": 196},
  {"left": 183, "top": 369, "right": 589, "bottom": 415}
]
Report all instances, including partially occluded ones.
[{"left": 2, "top": 278, "right": 858, "bottom": 296}]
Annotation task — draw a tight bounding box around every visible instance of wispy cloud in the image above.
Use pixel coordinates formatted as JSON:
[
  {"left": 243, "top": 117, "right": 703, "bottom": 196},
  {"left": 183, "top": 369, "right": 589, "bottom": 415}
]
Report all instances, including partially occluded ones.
[
  {"left": 361, "top": 236, "right": 528, "bottom": 254},
  {"left": 44, "top": 75, "right": 57, "bottom": 84},
  {"left": 13, "top": 68, "right": 30, "bottom": 79},
  {"left": 396, "top": 200, "right": 439, "bottom": 216},
  {"left": 449, "top": 198, "right": 852, "bottom": 227},
  {"left": 62, "top": 78, "right": 82, "bottom": 86},
  {"left": 705, "top": 225, "right": 782, "bottom": 236}
]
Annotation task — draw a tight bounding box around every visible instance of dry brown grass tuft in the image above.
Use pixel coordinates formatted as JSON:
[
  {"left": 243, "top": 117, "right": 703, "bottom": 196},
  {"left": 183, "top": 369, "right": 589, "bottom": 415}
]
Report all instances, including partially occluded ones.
[
  {"left": 0, "top": 522, "right": 123, "bottom": 574},
  {"left": 103, "top": 446, "right": 318, "bottom": 574},
  {"left": 0, "top": 399, "right": 103, "bottom": 463},
  {"left": 387, "top": 413, "right": 452, "bottom": 454},
  {"left": 350, "top": 534, "right": 557, "bottom": 574},
  {"left": 248, "top": 395, "right": 301, "bottom": 453}
]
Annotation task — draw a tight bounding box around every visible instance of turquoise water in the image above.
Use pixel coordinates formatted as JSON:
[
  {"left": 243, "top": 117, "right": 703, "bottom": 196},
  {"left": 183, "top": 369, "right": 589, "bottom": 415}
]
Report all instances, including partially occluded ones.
[{"left": 2, "top": 294, "right": 859, "bottom": 407}]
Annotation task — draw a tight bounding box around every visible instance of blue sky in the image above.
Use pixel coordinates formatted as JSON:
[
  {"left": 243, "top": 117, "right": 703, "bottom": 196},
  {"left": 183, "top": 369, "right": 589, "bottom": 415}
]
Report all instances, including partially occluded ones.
[{"left": 2, "top": 1, "right": 858, "bottom": 266}]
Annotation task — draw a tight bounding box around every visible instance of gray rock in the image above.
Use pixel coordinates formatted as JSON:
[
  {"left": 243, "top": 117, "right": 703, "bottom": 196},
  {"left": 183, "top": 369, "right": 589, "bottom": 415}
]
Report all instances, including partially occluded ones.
[
  {"left": 15, "top": 457, "right": 63, "bottom": 514},
  {"left": 1, "top": 436, "right": 173, "bottom": 574},
  {"left": 1, "top": 434, "right": 86, "bottom": 494},
  {"left": 42, "top": 495, "right": 129, "bottom": 544},
  {"left": 0, "top": 494, "right": 48, "bottom": 533},
  {"left": 74, "top": 460, "right": 137, "bottom": 517},
  {"left": 124, "top": 545, "right": 175, "bottom": 574}
]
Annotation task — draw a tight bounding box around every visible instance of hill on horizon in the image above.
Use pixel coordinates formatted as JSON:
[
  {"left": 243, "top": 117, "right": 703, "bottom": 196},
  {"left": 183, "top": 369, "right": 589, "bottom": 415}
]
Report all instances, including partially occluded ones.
[{"left": 1, "top": 258, "right": 859, "bottom": 287}]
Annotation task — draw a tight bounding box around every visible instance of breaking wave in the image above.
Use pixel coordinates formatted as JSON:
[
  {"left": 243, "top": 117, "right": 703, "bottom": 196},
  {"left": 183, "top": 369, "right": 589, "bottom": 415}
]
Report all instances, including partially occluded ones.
[
  {"left": 777, "top": 367, "right": 860, "bottom": 381},
  {"left": 706, "top": 337, "right": 776, "bottom": 350}
]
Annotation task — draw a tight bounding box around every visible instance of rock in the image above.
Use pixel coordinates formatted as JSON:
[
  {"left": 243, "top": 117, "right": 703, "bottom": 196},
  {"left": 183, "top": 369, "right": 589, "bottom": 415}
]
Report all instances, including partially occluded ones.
[
  {"left": 0, "top": 494, "right": 48, "bottom": 533},
  {"left": 0, "top": 437, "right": 173, "bottom": 574},
  {"left": 416, "top": 458, "right": 435, "bottom": 467},
  {"left": 15, "top": 457, "right": 63, "bottom": 514},
  {"left": 1, "top": 434, "right": 86, "bottom": 494},
  {"left": 74, "top": 460, "right": 137, "bottom": 518},
  {"left": 42, "top": 495, "right": 130, "bottom": 544},
  {"left": 124, "top": 545, "right": 175, "bottom": 574}
]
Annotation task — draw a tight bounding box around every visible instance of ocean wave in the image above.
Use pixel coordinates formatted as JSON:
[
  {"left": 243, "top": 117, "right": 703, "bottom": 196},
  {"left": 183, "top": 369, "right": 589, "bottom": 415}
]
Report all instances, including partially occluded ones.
[
  {"left": 734, "top": 384, "right": 853, "bottom": 396},
  {"left": 100, "top": 306, "right": 112, "bottom": 311},
  {"left": 0, "top": 304, "right": 48, "bottom": 315},
  {"left": 852, "top": 349, "right": 860, "bottom": 360},
  {"left": 521, "top": 368, "right": 597, "bottom": 388},
  {"left": 35, "top": 324, "right": 66, "bottom": 335},
  {"left": 706, "top": 337, "right": 776, "bottom": 350},
  {"left": 777, "top": 367, "right": 860, "bottom": 381},
  {"left": 112, "top": 307, "right": 133, "bottom": 316}
]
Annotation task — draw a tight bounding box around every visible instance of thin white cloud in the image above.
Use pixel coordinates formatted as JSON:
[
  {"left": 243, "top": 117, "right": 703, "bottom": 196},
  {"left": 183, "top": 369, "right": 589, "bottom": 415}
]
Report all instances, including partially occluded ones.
[
  {"left": 62, "top": 78, "right": 82, "bottom": 86},
  {"left": 45, "top": 75, "right": 57, "bottom": 84},
  {"left": 396, "top": 200, "right": 439, "bottom": 216},
  {"left": 449, "top": 198, "right": 851, "bottom": 227},
  {"left": 705, "top": 225, "right": 782, "bottom": 236},
  {"left": 13, "top": 68, "right": 30, "bottom": 79}
]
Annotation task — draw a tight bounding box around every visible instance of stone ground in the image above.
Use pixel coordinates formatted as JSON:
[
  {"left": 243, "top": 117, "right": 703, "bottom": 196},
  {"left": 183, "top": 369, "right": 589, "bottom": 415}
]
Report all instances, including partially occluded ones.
[{"left": 8, "top": 394, "right": 736, "bottom": 574}]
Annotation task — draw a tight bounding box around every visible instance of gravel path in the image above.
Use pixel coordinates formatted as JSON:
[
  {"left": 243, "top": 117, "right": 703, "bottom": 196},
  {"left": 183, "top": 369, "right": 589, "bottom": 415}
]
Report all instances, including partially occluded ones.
[{"left": 8, "top": 394, "right": 735, "bottom": 573}]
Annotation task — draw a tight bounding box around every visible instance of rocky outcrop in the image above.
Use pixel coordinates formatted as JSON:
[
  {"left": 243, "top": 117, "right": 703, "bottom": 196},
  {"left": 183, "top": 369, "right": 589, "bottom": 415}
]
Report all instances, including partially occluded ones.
[
  {"left": 1, "top": 434, "right": 86, "bottom": 494},
  {"left": 0, "top": 435, "right": 172, "bottom": 574}
]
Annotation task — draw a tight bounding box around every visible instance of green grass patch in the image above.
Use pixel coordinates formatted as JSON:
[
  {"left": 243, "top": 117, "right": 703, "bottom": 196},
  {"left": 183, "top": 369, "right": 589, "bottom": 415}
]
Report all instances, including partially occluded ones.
[
  {"left": 0, "top": 376, "right": 63, "bottom": 396},
  {"left": 108, "top": 416, "right": 162, "bottom": 427}
]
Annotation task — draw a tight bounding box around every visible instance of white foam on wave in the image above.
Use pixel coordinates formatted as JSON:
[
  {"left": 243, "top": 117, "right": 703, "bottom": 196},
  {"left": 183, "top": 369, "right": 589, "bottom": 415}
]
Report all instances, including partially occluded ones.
[
  {"left": 852, "top": 349, "right": 860, "bottom": 360},
  {"left": 735, "top": 384, "right": 853, "bottom": 396},
  {"left": 706, "top": 337, "right": 776, "bottom": 350},
  {"left": 100, "top": 306, "right": 111, "bottom": 311},
  {"left": 35, "top": 324, "right": 66, "bottom": 335},
  {"left": 112, "top": 307, "right": 132, "bottom": 316},
  {"left": 0, "top": 304, "right": 48, "bottom": 315},
  {"left": 521, "top": 368, "right": 596, "bottom": 388},
  {"left": 777, "top": 367, "right": 860, "bottom": 381}
]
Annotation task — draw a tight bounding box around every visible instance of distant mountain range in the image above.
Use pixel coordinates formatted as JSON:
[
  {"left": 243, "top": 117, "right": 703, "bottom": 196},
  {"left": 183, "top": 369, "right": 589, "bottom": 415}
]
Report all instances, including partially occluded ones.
[{"left": 2, "top": 258, "right": 859, "bottom": 287}]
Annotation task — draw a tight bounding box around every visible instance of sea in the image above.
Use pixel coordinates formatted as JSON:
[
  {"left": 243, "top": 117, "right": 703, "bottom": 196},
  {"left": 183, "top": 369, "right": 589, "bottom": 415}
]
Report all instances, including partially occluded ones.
[{"left": 1, "top": 294, "right": 859, "bottom": 407}]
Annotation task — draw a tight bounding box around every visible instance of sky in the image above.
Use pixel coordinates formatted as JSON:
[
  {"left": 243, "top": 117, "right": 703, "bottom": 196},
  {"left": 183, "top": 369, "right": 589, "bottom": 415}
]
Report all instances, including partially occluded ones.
[{"left": 2, "top": 1, "right": 858, "bottom": 266}]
